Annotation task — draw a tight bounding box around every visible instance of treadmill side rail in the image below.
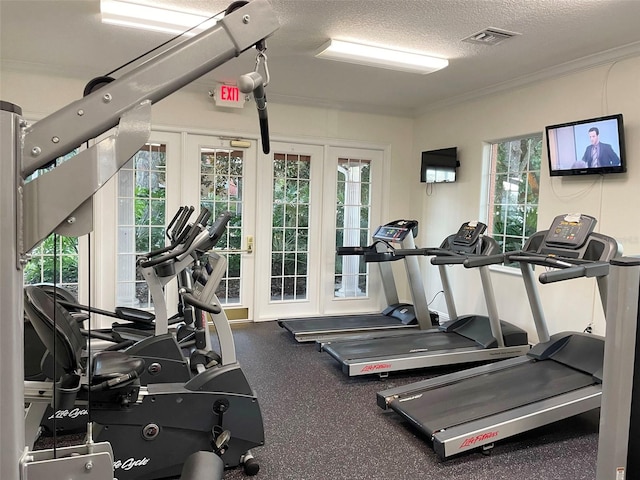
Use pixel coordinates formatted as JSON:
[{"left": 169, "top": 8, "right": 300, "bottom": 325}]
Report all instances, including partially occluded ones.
[
  {"left": 432, "top": 385, "right": 601, "bottom": 459},
  {"left": 341, "top": 344, "right": 530, "bottom": 377}
]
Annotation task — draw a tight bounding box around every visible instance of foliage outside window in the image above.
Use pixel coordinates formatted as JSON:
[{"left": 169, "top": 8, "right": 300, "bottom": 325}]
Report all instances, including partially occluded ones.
[
  {"left": 270, "top": 153, "right": 310, "bottom": 302},
  {"left": 487, "top": 135, "right": 542, "bottom": 266},
  {"left": 200, "top": 149, "right": 244, "bottom": 304},
  {"left": 23, "top": 151, "right": 79, "bottom": 296},
  {"left": 335, "top": 158, "right": 371, "bottom": 298},
  {"left": 23, "top": 235, "right": 79, "bottom": 297},
  {"left": 116, "top": 144, "right": 167, "bottom": 308}
]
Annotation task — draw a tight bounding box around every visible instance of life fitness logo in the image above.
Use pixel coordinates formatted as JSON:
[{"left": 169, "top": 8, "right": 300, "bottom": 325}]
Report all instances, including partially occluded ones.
[
  {"left": 360, "top": 363, "right": 392, "bottom": 373},
  {"left": 48, "top": 408, "right": 89, "bottom": 420},
  {"left": 113, "top": 457, "right": 151, "bottom": 471},
  {"left": 459, "top": 430, "right": 499, "bottom": 449}
]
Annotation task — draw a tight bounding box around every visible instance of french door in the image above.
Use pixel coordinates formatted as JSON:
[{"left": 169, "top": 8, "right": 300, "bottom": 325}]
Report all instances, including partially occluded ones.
[
  {"left": 255, "top": 142, "right": 384, "bottom": 320},
  {"left": 186, "top": 134, "right": 258, "bottom": 321}
]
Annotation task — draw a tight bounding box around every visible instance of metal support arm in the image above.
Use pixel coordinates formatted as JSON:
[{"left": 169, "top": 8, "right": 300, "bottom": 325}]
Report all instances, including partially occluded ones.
[
  {"left": 22, "top": 0, "right": 279, "bottom": 176},
  {"left": 22, "top": 101, "right": 152, "bottom": 252}
]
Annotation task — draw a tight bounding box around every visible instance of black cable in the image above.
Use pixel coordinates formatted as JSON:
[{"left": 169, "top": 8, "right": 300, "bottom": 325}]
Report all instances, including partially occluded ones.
[
  {"left": 87, "top": 230, "right": 92, "bottom": 429},
  {"left": 52, "top": 233, "right": 58, "bottom": 458},
  {"left": 427, "top": 290, "right": 444, "bottom": 307},
  {"left": 103, "top": 8, "right": 226, "bottom": 78},
  {"left": 80, "top": 139, "right": 93, "bottom": 433}
]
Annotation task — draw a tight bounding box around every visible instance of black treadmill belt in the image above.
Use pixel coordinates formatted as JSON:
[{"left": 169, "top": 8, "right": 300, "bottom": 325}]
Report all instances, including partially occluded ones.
[
  {"left": 280, "top": 314, "right": 404, "bottom": 333},
  {"left": 326, "top": 331, "right": 478, "bottom": 360},
  {"left": 390, "top": 360, "right": 595, "bottom": 434}
]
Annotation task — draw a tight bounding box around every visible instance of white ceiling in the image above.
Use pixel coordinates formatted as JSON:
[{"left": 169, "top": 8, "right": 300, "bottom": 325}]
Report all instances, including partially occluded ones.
[{"left": 2, "top": 0, "right": 640, "bottom": 117}]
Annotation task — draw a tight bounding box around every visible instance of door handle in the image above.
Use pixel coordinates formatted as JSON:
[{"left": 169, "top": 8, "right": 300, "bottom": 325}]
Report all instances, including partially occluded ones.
[{"left": 216, "top": 235, "right": 253, "bottom": 254}]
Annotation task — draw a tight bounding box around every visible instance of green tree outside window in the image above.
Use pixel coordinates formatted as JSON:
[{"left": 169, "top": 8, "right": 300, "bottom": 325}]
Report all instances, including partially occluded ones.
[{"left": 488, "top": 135, "right": 542, "bottom": 266}]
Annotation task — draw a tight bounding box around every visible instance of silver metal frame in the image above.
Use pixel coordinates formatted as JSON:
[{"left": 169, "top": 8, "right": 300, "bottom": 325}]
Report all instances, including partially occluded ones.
[
  {"left": 596, "top": 257, "right": 640, "bottom": 479},
  {"left": 193, "top": 251, "right": 237, "bottom": 365},
  {"left": 1, "top": 2, "right": 279, "bottom": 477},
  {"left": 434, "top": 385, "right": 601, "bottom": 458},
  {"left": 340, "top": 343, "right": 530, "bottom": 376}
]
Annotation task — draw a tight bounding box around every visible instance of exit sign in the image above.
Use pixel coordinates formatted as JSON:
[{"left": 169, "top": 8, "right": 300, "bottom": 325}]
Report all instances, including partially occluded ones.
[{"left": 214, "top": 84, "right": 244, "bottom": 108}]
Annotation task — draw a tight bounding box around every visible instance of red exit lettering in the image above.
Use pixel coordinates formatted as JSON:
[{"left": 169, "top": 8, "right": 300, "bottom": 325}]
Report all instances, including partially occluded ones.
[{"left": 221, "top": 85, "right": 240, "bottom": 102}]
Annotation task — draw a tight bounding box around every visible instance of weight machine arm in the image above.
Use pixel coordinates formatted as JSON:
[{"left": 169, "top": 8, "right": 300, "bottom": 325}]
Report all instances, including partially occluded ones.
[
  {"left": 23, "top": 0, "right": 278, "bottom": 176},
  {"left": 20, "top": 0, "right": 278, "bottom": 254}
]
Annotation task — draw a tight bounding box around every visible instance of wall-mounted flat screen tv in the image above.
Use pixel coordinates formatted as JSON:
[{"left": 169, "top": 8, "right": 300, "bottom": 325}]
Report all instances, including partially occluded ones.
[
  {"left": 546, "top": 113, "right": 626, "bottom": 177},
  {"left": 420, "top": 147, "right": 459, "bottom": 183}
]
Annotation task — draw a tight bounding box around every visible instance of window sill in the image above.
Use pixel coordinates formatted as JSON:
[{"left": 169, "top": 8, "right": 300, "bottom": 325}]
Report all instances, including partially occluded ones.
[{"left": 489, "top": 264, "right": 522, "bottom": 276}]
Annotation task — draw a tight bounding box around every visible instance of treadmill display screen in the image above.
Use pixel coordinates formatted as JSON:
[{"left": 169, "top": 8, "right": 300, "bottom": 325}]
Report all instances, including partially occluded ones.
[
  {"left": 374, "top": 226, "right": 409, "bottom": 242},
  {"left": 551, "top": 222, "right": 581, "bottom": 243},
  {"left": 452, "top": 221, "right": 486, "bottom": 246},
  {"left": 545, "top": 214, "right": 596, "bottom": 248}
]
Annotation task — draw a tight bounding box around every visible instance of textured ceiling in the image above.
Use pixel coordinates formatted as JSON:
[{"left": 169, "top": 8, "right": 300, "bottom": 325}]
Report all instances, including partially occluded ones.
[{"left": 2, "top": 0, "right": 640, "bottom": 116}]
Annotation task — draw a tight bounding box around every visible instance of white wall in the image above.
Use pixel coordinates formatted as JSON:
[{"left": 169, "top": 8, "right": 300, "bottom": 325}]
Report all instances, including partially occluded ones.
[{"left": 412, "top": 55, "right": 640, "bottom": 341}]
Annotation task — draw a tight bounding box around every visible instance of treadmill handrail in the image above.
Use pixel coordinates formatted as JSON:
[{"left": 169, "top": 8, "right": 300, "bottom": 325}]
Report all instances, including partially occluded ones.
[
  {"left": 430, "top": 255, "right": 466, "bottom": 266},
  {"left": 463, "top": 253, "right": 506, "bottom": 268},
  {"left": 507, "top": 252, "right": 591, "bottom": 269},
  {"left": 424, "top": 247, "right": 463, "bottom": 257},
  {"left": 336, "top": 245, "right": 376, "bottom": 256},
  {"left": 338, "top": 241, "right": 409, "bottom": 262},
  {"left": 337, "top": 239, "right": 393, "bottom": 255},
  {"left": 539, "top": 261, "right": 610, "bottom": 284}
]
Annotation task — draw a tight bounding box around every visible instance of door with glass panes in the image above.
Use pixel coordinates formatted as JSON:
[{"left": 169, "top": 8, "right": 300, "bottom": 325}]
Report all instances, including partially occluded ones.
[
  {"left": 187, "top": 134, "right": 258, "bottom": 321},
  {"left": 255, "top": 142, "right": 383, "bottom": 320}
]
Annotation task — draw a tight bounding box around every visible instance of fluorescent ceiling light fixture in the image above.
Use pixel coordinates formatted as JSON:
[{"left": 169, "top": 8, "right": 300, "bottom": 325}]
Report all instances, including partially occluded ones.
[
  {"left": 100, "top": 0, "right": 221, "bottom": 36},
  {"left": 316, "top": 39, "right": 448, "bottom": 74}
]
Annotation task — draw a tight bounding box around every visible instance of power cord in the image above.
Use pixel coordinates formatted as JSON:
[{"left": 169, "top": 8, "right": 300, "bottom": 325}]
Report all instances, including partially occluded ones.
[{"left": 427, "top": 290, "right": 444, "bottom": 307}]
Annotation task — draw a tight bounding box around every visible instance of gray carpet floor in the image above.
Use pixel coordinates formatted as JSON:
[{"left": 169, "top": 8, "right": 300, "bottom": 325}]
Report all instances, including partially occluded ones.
[{"left": 223, "top": 321, "right": 598, "bottom": 480}]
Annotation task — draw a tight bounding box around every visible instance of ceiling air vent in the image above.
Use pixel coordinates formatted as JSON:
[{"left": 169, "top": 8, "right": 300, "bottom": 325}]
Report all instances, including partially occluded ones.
[{"left": 462, "top": 28, "right": 520, "bottom": 46}]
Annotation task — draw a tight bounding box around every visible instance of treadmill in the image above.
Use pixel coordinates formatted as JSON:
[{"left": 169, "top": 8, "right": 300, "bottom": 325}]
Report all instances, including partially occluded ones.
[
  {"left": 377, "top": 213, "right": 618, "bottom": 459},
  {"left": 278, "top": 219, "right": 438, "bottom": 343},
  {"left": 321, "top": 221, "right": 529, "bottom": 376}
]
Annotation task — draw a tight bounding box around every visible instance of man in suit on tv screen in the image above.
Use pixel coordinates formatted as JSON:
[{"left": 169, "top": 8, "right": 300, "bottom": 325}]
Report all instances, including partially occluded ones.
[{"left": 581, "top": 127, "right": 620, "bottom": 167}]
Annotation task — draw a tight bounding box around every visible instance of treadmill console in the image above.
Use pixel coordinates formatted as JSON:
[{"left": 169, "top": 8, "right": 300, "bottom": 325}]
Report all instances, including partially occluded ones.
[
  {"left": 373, "top": 220, "right": 419, "bottom": 243},
  {"left": 544, "top": 214, "right": 596, "bottom": 249},
  {"left": 452, "top": 221, "right": 487, "bottom": 247}
]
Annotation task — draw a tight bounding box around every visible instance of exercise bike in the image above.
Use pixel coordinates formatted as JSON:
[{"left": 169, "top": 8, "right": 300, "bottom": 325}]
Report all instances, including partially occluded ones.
[{"left": 24, "top": 284, "right": 264, "bottom": 478}]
